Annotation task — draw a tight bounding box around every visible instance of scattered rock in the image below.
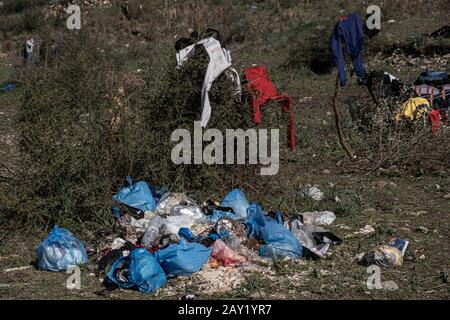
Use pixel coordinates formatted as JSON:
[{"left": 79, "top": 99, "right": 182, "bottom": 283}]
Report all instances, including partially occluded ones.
[
  {"left": 250, "top": 291, "right": 266, "bottom": 299},
  {"left": 382, "top": 281, "right": 399, "bottom": 291},
  {"left": 320, "top": 269, "right": 332, "bottom": 276},
  {"left": 376, "top": 181, "right": 397, "bottom": 188},
  {"left": 354, "top": 252, "right": 365, "bottom": 261},
  {"left": 408, "top": 211, "right": 426, "bottom": 216},
  {"left": 443, "top": 194, "right": 450, "bottom": 199},
  {"left": 376, "top": 181, "right": 388, "bottom": 188},
  {"left": 186, "top": 267, "right": 246, "bottom": 295}
]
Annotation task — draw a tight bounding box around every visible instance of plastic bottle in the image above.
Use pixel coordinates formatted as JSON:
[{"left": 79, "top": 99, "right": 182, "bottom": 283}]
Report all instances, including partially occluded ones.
[{"left": 141, "top": 215, "right": 165, "bottom": 248}]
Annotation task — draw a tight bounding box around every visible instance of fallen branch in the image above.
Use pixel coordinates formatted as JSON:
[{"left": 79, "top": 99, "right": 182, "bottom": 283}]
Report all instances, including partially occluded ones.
[
  {"left": 4, "top": 266, "right": 32, "bottom": 273},
  {"left": 332, "top": 73, "right": 355, "bottom": 159}
]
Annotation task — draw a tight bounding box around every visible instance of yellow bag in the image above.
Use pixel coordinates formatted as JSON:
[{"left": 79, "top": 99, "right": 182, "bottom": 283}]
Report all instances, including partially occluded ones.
[{"left": 395, "top": 97, "right": 430, "bottom": 122}]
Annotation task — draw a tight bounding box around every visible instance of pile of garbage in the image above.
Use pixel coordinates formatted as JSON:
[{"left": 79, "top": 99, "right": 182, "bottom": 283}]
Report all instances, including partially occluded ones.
[{"left": 34, "top": 178, "right": 346, "bottom": 294}]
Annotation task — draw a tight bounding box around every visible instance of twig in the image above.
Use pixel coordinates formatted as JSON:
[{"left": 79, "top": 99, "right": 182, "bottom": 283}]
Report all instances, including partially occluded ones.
[
  {"left": 243, "top": 182, "right": 258, "bottom": 195},
  {"left": 4, "top": 266, "right": 32, "bottom": 273}
]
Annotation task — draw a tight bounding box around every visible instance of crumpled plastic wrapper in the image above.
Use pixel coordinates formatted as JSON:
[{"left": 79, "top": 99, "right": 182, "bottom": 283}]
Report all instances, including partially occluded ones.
[
  {"left": 211, "top": 239, "right": 247, "bottom": 267},
  {"left": 300, "top": 211, "right": 336, "bottom": 226},
  {"left": 214, "top": 217, "right": 246, "bottom": 238},
  {"left": 361, "top": 245, "right": 403, "bottom": 268},
  {"left": 285, "top": 219, "right": 330, "bottom": 258},
  {"left": 300, "top": 185, "right": 324, "bottom": 201},
  {"left": 155, "top": 192, "right": 197, "bottom": 216}
]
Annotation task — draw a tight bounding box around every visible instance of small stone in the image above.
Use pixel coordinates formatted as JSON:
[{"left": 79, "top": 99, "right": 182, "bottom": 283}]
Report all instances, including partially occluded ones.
[
  {"left": 354, "top": 252, "right": 365, "bottom": 261},
  {"left": 382, "top": 281, "right": 399, "bottom": 291},
  {"left": 376, "top": 181, "right": 388, "bottom": 188},
  {"left": 250, "top": 291, "right": 266, "bottom": 299},
  {"left": 408, "top": 211, "right": 426, "bottom": 216},
  {"left": 320, "top": 269, "right": 331, "bottom": 276},
  {"left": 389, "top": 182, "right": 398, "bottom": 188},
  {"left": 355, "top": 225, "right": 375, "bottom": 235},
  {"left": 443, "top": 194, "right": 450, "bottom": 199}
]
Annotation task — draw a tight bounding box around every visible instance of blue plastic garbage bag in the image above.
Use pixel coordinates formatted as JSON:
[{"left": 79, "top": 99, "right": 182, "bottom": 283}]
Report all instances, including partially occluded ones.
[
  {"left": 149, "top": 186, "right": 168, "bottom": 203},
  {"left": 36, "top": 225, "right": 88, "bottom": 272},
  {"left": 178, "top": 227, "right": 194, "bottom": 241},
  {"left": 220, "top": 189, "right": 250, "bottom": 220},
  {"left": 247, "top": 203, "right": 303, "bottom": 260},
  {"left": 178, "top": 227, "right": 219, "bottom": 243},
  {"left": 107, "top": 248, "right": 166, "bottom": 293},
  {"left": 156, "top": 240, "right": 212, "bottom": 277},
  {"left": 113, "top": 176, "right": 156, "bottom": 214}
]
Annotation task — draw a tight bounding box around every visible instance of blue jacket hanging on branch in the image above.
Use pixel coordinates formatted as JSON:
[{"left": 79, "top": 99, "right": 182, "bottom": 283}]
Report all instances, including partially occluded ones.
[{"left": 331, "top": 13, "right": 366, "bottom": 87}]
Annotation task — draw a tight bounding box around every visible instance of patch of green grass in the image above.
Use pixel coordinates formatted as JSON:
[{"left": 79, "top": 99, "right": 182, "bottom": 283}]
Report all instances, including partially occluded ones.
[{"left": 231, "top": 274, "right": 265, "bottom": 299}]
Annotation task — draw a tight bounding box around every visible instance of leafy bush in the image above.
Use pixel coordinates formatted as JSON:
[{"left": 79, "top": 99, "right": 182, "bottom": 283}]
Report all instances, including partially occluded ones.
[{"left": 2, "top": 34, "right": 138, "bottom": 234}]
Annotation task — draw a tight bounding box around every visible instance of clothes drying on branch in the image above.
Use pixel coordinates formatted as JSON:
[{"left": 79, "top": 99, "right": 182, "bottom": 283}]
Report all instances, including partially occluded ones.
[
  {"left": 412, "top": 84, "right": 441, "bottom": 106},
  {"left": 330, "top": 13, "right": 366, "bottom": 87},
  {"left": 443, "top": 84, "right": 450, "bottom": 99},
  {"left": 429, "top": 109, "right": 442, "bottom": 135},
  {"left": 176, "top": 36, "right": 241, "bottom": 128},
  {"left": 243, "top": 65, "right": 296, "bottom": 150}
]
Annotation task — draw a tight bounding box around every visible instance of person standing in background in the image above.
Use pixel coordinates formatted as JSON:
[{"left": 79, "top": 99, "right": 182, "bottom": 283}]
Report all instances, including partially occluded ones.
[{"left": 23, "top": 36, "right": 35, "bottom": 66}]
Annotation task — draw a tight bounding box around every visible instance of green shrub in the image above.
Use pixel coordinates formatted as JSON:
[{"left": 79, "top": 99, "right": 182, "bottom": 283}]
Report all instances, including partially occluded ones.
[{"left": 2, "top": 34, "right": 132, "bottom": 235}]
